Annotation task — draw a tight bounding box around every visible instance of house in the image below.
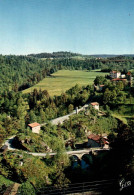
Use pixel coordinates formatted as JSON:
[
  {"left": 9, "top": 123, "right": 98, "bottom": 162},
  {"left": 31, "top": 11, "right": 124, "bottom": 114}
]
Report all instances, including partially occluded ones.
[
  {"left": 90, "top": 102, "right": 99, "bottom": 110},
  {"left": 28, "top": 122, "right": 41, "bottom": 134},
  {"left": 87, "top": 134, "right": 101, "bottom": 147},
  {"left": 87, "top": 134, "right": 109, "bottom": 148},
  {"left": 94, "top": 85, "right": 104, "bottom": 92},
  {"left": 110, "top": 71, "right": 121, "bottom": 79},
  {"left": 120, "top": 74, "right": 126, "bottom": 78},
  {"left": 99, "top": 85, "right": 105, "bottom": 91}
]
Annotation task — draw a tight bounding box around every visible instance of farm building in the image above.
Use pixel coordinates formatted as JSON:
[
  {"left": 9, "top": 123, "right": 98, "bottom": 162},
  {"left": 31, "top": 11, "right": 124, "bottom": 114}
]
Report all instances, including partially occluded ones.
[
  {"left": 28, "top": 122, "right": 41, "bottom": 134},
  {"left": 90, "top": 102, "right": 99, "bottom": 110}
]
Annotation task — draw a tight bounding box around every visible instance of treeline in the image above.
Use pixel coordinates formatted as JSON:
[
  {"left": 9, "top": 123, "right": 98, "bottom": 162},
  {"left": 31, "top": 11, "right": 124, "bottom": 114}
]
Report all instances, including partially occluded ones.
[
  {"left": 28, "top": 51, "right": 82, "bottom": 58},
  {"left": 100, "top": 56, "right": 134, "bottom": 72},
  {"left": 0, "top": 55, "right": 62, "bottom": 92}
]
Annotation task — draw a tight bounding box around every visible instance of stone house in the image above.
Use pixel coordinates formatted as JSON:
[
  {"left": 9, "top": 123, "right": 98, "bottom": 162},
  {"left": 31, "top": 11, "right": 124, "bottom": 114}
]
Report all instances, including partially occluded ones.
[
  {"left": 87, "top": 134, "right": 101, "bottom": 147},
  {"left": 87, "top": 134, "right": 109, "bottom": 148},
  {"left": 90, "top": 102, "right": 99, "bottom": 110},
  {"left": 28, "top": 122, "right": 41, "bottom": 134}
]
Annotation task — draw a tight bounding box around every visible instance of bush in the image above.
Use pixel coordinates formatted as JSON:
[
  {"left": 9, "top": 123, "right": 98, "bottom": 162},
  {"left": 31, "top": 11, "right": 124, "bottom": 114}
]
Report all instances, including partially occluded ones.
[{"left": 17, "top": 181, "right": 35, "bottom": 195}]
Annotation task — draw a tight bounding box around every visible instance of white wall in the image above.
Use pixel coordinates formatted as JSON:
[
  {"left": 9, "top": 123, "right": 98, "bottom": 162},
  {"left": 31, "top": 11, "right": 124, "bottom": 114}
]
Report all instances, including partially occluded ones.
[{"left": 32, "top": 126, "right": 40, "bottom": 134}]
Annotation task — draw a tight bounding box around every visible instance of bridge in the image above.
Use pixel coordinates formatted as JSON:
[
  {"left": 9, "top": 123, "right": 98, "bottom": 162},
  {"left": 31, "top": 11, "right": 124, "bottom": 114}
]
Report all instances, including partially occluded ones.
[{"left": 28, "top": 148, "right": 109, "bottom": 160}]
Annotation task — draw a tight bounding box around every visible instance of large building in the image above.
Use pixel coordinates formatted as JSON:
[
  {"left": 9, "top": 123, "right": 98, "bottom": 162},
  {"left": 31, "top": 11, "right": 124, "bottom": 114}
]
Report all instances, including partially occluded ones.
[{"left": 110, "top": 71, "right": 121, "bottom": 79}]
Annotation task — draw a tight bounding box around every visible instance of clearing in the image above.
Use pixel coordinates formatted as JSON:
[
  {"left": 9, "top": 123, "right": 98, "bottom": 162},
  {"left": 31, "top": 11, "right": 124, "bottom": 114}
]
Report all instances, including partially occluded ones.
[{"left": 23, "top": 70, "right": 108, "bottom": 96}]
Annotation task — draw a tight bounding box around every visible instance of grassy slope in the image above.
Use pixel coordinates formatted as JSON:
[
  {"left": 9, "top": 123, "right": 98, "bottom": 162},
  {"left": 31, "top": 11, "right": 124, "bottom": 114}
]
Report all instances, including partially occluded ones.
[
  {"left": 112, "top": 113, "right": 128, "bottom": 124},
  {"left": 23, "top": 70, "right": 108, "bottom": 96}
]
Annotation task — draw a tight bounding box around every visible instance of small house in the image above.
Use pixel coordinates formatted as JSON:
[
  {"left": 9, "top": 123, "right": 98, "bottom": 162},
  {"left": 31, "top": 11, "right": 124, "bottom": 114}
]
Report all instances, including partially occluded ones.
[
  {"left": 28, "top": 122, "right": 41, "bottom": 134},
  {"left": 120, "top": 74, "right": 126, "bottom": 78},
  {"left": 87, "top": 134, "right": 109, "bottom": 148},
  {"left": 87, "top": 134, "right": 101, "bottom": 147},
  {"left": 94, "top": 85, "right": 104, "bottom": 92},
  {"left": 90, "top": 102, "right": 99, "bottom": 110},
  {"left": 99, "top": 85, "right": 104, "bottom": 91}
]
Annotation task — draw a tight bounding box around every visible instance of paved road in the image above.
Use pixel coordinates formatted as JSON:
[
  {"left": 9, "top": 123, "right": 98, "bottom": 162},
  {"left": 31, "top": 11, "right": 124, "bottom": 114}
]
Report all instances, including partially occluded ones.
[{"left": 50, "top": 104, "right": 89, "bottom": 125}]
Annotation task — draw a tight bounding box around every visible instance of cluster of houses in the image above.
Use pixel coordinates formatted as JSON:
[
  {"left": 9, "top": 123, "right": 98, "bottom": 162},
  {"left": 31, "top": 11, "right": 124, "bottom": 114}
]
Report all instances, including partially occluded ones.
[
  {"left": 94, "top": 71, "right": 133, "bottom": 92},
  {"left": 110, "top": 70, "right": 133, "bottom": 86}
]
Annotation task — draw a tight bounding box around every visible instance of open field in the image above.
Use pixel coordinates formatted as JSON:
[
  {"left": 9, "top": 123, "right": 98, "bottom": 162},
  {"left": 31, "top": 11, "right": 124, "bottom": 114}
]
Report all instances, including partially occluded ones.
[{"left": 23, "top": 70, "right": 108, "bottom": 96}]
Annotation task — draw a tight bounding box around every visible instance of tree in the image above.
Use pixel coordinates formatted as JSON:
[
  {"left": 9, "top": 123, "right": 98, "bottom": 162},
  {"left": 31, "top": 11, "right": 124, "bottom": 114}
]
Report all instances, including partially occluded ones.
[
  {"left": 39, "top": 109, "right": 46, "bottom": 123},
  {"left": 117, "top": 81, "right": 124, "bottom": 91},
  {"left": 94, "top": 76, "right": 107, "bottom": 85},
  {"left": 68, "top": 104, "right": 74, "bottom": 113},
  {"left": 18, "top": 182, "right": 35, "bottom": 195},
  {"left": 103, "top": 88, "right": 111, "bottom": 104}
]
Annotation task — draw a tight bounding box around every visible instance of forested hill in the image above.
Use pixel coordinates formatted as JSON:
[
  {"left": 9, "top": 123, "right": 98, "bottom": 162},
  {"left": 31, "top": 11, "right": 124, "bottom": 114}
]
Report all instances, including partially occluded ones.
[
  {"left": 28, "top": 51, "right": 82, "bottom": 58},
  {"left": 0, "top": 55, "right": 58, "bottom": 92}
]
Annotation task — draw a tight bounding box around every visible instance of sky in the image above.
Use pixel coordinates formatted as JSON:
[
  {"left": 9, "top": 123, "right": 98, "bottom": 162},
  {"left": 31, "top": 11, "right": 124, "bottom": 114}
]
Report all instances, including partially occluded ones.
[{"left": 0, "top": 0, "right": 134, "bottom": 55}]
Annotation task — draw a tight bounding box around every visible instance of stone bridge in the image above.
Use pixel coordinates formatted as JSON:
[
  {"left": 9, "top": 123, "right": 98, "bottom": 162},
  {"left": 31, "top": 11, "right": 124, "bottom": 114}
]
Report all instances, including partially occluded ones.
[
  {"left": 29, "top": 148, "right": 109, "bottom": 160},
  {"left": 66, "top": 148, "right": 108, "bottom": 159}
]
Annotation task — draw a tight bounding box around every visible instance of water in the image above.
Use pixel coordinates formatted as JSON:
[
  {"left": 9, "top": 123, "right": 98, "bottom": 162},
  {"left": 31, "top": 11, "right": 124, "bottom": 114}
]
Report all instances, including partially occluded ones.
[{"left": 71, "top": 155, "right": 91, "bottom": 169}]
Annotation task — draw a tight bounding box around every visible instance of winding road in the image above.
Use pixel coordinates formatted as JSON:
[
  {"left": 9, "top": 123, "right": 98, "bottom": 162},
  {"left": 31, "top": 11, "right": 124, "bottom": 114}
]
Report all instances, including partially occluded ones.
[{"left": 3, "top": 103, "right": 108, "bottom": 158}]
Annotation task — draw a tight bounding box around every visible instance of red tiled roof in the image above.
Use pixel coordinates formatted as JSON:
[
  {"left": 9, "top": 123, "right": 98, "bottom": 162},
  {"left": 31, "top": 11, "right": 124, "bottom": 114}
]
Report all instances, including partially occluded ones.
[
  {"left": 88, "top": 134, "right": 100, "bottom": 141},
  {"left": 127, "top": 72, "right": 131, "bottom": 75},
  {"left": 28, "top": 122, "right": 40, "bottom": 128},
  {"left": 90, "top": 102, "right": 99, "bottom": 106},
  {"left": 112, "top": 78, "right": 127, "bottom": 81},
  {"left": 88, "top": 134, "right": 109, "bottom": 145}
]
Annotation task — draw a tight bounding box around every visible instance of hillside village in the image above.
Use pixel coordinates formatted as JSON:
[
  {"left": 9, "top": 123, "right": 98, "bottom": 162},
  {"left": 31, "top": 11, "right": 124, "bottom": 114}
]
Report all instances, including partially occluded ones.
[{"left": 0, "top": 57, "right": 134, "bottom": 194}]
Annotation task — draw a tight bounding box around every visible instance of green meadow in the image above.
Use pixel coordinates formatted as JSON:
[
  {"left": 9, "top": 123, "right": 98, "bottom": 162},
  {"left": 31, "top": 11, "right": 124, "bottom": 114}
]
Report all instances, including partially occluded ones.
[{"left": 23, "top": 70, "right": 108, "bottom": 96}]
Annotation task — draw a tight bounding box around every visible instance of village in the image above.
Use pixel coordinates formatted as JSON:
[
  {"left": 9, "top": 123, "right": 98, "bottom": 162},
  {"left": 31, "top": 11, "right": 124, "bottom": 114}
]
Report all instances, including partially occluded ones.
[{"left": 1, "top": 70, "right": 132, "bottom": 155}]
